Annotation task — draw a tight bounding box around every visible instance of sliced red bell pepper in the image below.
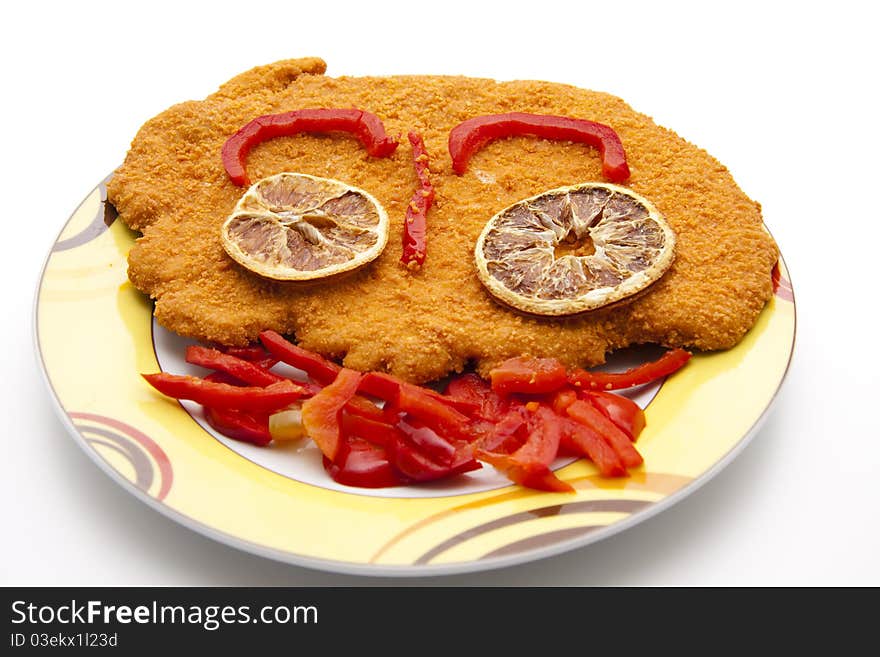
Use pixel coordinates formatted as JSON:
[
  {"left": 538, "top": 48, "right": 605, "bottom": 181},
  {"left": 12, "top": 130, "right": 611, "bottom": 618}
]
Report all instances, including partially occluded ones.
[
  {"left": 566, "top": 399, "right": 643, "bottom": 468},
  {"left": 478, "top": 406, "right": 574, "bottom": 493},
  {"left": 343, "top": 395, "right": 390, "bottom": 421},
  {"left": 204, "top": 406, "right": 272, "bottom": 446},
  {"left": 340, "top": 411, "right": 397, "bottom": 448},
  {"left": 395, "top": 383, "right": 473, "bottom": 441},
  {"left": 448, "top": 112, "right": 630, "bottom": 182},
  {"left": 445, "top": 373, "right": 509, "bottom": 421},
  {"left": 444, "top": 372, "right": 491, "bottom": 407},
  {"left": 258, "top": 330, "right": 383, "bottom": 418},
  {"left": 396, "top": 417, "right": 456, "bottom": 466},
  {"left": 186, "top": 344, "right": 284, "bottom": 387},
  {"left": 203, "top": 371, "right": 247, "bottom": 386},
  {"left": 568, "top": 348, "right": 691, "bottom": 391},
  {"left": 222, "top": 108, "right": 398, "bottom": 186},
  {"left": 357, "top": 371, "right": 399, "bottom": 401},
  {"left": 489, "top": 357, "right": 568, "bottom": 396},
  {"left": 142, "top": 372, "right": 306, "bottom": 412},
  {"left": 217, "top": 344, "right": 275, "bottom": 364},
  {"left": 359, "top": 371, "right": 479, "bottom": 415},
  {"left": 203, "top": 369, "right": 321, "bottom": 398},
  {"left": 586, "top": 390, "right": 646, "bottom": 441},
  {"left": 159, "top": 333, "right": 663, "bottom": 488},
  {"left": 300, "top": 368, "right": 363, "bottom": 461},
  {"left": 474, "top": 406, "right": 529, "bottom": 453},
  {"left": 361, "top": 403, "right": 480, "bottom": 483},
  {"left": 510, "top": 406, "right": 563, "bottom": 465},
  {"left": 558, "top": 416, "right": 627, "bottom": 477},
  {"left": 401, "top": 132, "right": 435, "bottom": 269},
  {"left": 210, "top": 344, "right": 278, "bottom": 368},
  {"left": 259, "top": 330, "right": 341, "bottom": 384},
  {"left": 323, "top": 437, "right": 407, "bottom": 488},
  {"left": 551, "top": 388, "right": 578, "bottom": 415},
  {"left": 479, "top": 450, "right": 574, "bottom": 493},
  {"left": 388, "top": 431, "right": 481, "bottom": 482}
]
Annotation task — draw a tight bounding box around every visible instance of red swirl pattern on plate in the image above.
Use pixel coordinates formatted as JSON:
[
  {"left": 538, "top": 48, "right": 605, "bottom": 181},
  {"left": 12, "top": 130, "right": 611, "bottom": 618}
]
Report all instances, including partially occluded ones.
[
  {"left": 771, "top": 261, "right": 794, "bottom": 302},
  {"left": 70, "top": 412, "right": 173, "bottom": 501}
]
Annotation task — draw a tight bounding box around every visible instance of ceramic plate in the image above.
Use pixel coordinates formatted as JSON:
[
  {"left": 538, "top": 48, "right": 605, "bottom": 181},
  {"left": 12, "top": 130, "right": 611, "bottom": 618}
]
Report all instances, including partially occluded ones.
[{"left": 35, "top": 179, "right": 795, "bottom": 576}]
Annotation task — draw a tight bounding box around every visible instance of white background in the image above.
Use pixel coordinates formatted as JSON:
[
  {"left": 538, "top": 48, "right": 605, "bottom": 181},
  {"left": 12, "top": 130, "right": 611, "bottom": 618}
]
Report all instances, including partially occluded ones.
[{"left": 3, "top": 0, "right": 878, "bottom": 586}]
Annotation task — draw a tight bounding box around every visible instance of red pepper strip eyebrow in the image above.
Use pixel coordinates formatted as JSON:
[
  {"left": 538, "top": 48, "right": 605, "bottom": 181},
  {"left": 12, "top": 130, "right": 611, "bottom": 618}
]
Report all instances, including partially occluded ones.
[
  {"left": 448, "top": 112, "right": 630, "bottom": 182},
  {"left": 400, "top": 132, "right": 435, "bottom": 269},
  {"left": 222, "top": 108, "right": 399, "bottom": 186}
]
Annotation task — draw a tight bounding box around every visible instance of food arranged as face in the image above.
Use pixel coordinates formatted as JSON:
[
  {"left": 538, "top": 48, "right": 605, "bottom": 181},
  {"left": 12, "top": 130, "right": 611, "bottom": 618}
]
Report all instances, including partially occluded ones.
[{"left": 110, "top": 58, "right": 779, "bottom": 492}]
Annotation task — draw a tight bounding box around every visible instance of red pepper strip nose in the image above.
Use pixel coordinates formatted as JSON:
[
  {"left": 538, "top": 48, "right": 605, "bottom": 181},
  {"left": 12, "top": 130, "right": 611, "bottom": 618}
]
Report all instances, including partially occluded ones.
[
  {"left": 222, "top": 108, "right": 399, "bottom": 186},
  {"left": 400, "top": 132, "right": 435, "bottom": 268},
  {"left": 448, "top": 112, "right": 630, "bottom": 183}
]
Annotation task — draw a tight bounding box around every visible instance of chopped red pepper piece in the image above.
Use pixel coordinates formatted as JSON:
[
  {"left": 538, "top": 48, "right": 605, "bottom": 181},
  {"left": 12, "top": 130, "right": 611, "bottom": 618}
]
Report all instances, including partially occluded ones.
[
  {"left": 566, "top": 399, "right": 643, "bottom": 468},
  {"left": 340, "top": 411, "right": 396, "bottom": 448},
  {"left": 568, "top": 348, "right": 691, "bottom": 391},
  {"left": 395, "top": 383, "right": 473, "bottom": 441},
  {"left": 222, "top": 108, "right": 399, "bottom": 186},
  {"left": 478, "top": 406, "right": 574, "bottom": 493},
  {"left": 357, "top": 371, "right": 399, "bottom": 400},
  {"left": 142, "top": 372, "right": 306, "bottom": 412},
  {"left": 300, "top": 368, "right": 362, "bottom": 461},
  {"left": 558, "top": 416, "right": 627, "bottom": 478},
  {"left": 489, "top": 356, "right": 568, "bottom": 396},
  {"left": 448, "top": 112, "right": 630, "bottom": 182},
  {"left": 202, "top": 371, "right": 247, "bottom": 387},
  {"left": 551, "top": 388, "right": 578, "bottom": 415},
  {"left": 259, "top": 330, "right": 384, "bottom": 419},
  {"left": 323, "top": 437, "right": 407, "bottom": 488},
  {"left": 474, "top": 407, "right": 529, "bottom": 453},
  {"left": 480, "top": 450, "right": 574, "bottom": 493},
  {"left": 396, "top": 417, "right": 457, "bottom": 466},
  {"left": 341, "top": 406, "right": 480, "bottom": 483},
  {"left": 186, "top": 344, "right": 283, "bottom": 387},
  {"left": 586, "top": 390, "right": 646, "bottom": 441},
  {"left": 478, "top": 453, "right": 572, "bottom": 492},
  {"left": 204, "top": 406, "right": 272, "bottom": 446},
  {"left": 216, "top": 344, "right": 274, "bottom": 362},
  {"left": 389, "top": 431, "right": 481, "bottom": 482},
  {"left": 445, "top": 373, "right": 509, "bottom": 421},
  {"left": 343, "top": 395, "right": 389, "bottom": 421},
  {"left": 400, "top": 132, "right": 435, "bottom": 269},
  {"left": 216, "top": 345, "right": 278, "bottom": 370},
  {"left": 549, "top": 388, "right": 626, "bottom": 475},
  {"left": 510, "top": 406, "right": 564, "bottom": 465},
  {"left": 259, "top": 330, "right": 341, "bottom": 384},
  {"left": 444, "top": 372, "right": 490, "bottom": 405},
  {"left": 360, "top": 371, "right": 479, "bottom": 415}
]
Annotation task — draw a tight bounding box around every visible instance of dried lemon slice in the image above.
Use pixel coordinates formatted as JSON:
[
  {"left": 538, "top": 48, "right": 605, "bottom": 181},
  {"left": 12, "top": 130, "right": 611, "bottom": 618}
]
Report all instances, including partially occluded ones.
[
  {"left": 475, "top": 182, "right": 675, "bottom": 315},
  {"left": 221, "top": 172, "right": 389, "bottom": 281}
]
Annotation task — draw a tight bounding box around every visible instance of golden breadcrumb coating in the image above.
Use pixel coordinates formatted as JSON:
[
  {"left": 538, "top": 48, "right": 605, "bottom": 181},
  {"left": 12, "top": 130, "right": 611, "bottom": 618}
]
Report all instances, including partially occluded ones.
[{"left": 107, "top": 58, "right": 778, "bottom": 383}]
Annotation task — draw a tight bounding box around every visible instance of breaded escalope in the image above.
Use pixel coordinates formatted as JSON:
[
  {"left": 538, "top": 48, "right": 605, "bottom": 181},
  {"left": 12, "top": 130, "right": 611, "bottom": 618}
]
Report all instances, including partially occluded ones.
[{"left": 107, "top": 57, "right": 778, "bottom": 384}]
